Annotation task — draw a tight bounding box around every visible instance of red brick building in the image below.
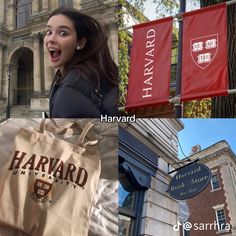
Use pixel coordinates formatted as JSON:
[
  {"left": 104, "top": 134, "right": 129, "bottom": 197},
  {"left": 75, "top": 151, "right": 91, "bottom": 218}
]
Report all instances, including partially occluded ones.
[{"left": 181, "top": 141, "right": 236, "bottom": 236}]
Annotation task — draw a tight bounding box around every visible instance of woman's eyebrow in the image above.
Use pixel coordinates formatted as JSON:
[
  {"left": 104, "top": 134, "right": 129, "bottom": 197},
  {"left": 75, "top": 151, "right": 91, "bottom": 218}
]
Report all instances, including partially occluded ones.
[{"left": 46, "top": 25, "right": 72, "bottom": 31}]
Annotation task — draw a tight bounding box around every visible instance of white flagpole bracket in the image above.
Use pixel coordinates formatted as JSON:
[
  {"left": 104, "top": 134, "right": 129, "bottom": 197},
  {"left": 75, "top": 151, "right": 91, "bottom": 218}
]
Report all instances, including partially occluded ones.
[
  {"left": 118, "top": 106, "right": 125, "bottom": 112},
  {"left": 169, "top": 96, "right": 181, "bottom": 105},
  {"left": 228, "top": 89, "right": 236, "bottom": 94}
]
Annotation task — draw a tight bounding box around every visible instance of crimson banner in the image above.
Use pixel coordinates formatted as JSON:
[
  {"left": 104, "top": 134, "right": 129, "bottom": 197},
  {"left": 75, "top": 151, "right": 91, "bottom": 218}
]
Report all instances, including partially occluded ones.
[
  {"left": 126, "top": 17, "right": 173, "bottom": 109},
  {"left": 181, "top": 3, "right": 228, "bottom": 101}
]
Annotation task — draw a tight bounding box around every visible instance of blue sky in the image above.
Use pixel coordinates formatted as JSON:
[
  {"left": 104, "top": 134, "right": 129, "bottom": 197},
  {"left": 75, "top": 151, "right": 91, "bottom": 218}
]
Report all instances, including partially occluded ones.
[
  {"left": 178, "top": 119, "right": 236, "bottom": 159},
  {"left": 143, "top": 0, "right": 200, "bottom": 20}
]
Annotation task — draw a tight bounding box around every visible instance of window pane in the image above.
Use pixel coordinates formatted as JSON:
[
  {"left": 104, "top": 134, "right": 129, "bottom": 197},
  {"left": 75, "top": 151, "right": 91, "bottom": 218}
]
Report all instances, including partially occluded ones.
[
  {"left": 211, "top": 174, "right": 220, "bottom": 190},
  {"left": 59, "top": 0, "right": 73, "bottom": 7},
  {"left": 118, "top": 214, "right": 131, "bottom": 236},
  {"left": 119, "top": 174, "right": 134, "bottom": 209},
  {"left": 217, "top": 209, "right": 226, "bottom": 231},
  {"left": 16, "top": 0, "right": 32, "bottom": 28}
]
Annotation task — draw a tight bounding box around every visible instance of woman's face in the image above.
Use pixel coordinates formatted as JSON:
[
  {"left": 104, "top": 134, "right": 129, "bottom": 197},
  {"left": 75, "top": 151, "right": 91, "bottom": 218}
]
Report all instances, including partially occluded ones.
[{"left": 44, "top": 14, "right": 77, "bottom": 73}]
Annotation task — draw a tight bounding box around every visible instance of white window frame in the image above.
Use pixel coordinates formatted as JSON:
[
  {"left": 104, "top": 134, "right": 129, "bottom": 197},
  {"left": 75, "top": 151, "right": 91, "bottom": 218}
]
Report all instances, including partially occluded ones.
[
  {"left": 210, "top": 172, "right": 221, "bottom": 191},
  {"left": 213, "top": 205, "right": 229, "bottom": 233}
]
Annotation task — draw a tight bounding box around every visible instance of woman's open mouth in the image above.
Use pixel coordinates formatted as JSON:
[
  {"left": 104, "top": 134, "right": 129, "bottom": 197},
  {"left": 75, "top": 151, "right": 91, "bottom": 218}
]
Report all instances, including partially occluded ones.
[{"left": 48, "top": 48, "right": 62, "bottom": 62}]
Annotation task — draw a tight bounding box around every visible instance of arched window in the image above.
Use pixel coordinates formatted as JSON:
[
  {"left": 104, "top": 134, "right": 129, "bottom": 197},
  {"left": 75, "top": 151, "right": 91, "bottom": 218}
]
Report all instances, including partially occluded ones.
[{"left": 16, "top": 0, "right": 32, "bottom": 28}]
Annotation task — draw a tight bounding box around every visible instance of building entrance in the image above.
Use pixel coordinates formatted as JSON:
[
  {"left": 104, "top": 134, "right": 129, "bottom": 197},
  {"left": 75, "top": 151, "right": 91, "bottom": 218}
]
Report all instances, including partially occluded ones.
[{"left": 11, "top": 47, "right": 33, "bottom": 105}]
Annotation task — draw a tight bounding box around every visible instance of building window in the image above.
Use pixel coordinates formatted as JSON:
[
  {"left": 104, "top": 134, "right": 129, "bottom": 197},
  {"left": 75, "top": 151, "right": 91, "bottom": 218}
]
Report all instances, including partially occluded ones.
[
  {"left": 119, "top": 126, "right": 158, "bottom": 236},
  {"left": 216, "top": 209, "right": 227, "bottom": 231},
  {"left": 119, "top": 172, "right": 135, "bottom": 236},
  {"left": 16, "top": 0, "right": 32, "bottom": 28},
  {"left": 118, "top": 171, "right": 145, "bottom": 236},
  {"left": 59, "top": 0, "right": 74, "bottom": 8},
  {"left": 211, "top": 173, "right": 220, "bottom": 190},
  {"left": 119, "top": 173, "right": 135, "bottom": 210},
  {"left": 119, "top": 214, "right": 132, "bottom": 236}
]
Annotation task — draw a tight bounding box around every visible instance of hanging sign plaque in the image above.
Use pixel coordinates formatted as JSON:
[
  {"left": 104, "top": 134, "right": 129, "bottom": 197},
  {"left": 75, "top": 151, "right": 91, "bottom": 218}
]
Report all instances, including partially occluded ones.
[{"left": 168, "top": 163, "right": 211, "bottom": 200}]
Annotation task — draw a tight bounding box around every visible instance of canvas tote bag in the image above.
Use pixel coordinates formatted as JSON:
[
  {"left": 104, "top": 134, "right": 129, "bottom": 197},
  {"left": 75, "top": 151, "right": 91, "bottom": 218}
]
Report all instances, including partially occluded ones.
[{"left": 0, "top": 119, "right": 101, "bottom": 236}]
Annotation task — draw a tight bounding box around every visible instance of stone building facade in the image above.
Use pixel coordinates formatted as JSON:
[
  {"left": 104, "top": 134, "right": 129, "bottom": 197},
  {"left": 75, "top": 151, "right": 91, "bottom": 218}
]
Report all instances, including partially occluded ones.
[
  {"left": 119, "top": 118, "right": 184, "bottom": 236},
  {"left": 182, "top": 141, "right": 236, "bottom": 236},
  {"left": 0, "top": 0, "right": 118, "bottom": 117}
]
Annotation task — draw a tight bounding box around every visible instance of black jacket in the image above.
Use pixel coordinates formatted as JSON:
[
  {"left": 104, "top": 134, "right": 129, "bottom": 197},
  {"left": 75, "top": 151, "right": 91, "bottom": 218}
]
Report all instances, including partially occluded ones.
[{"left": 49, "top": 69, "right": 118, "bottom": 118}]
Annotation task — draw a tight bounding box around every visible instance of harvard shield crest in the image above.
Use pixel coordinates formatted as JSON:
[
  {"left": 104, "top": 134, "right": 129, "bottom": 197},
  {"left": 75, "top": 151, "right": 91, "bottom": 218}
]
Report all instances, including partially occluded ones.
[
  {"left": 33, "top": 178, "right": 52, "bottom": 200},
  {"left": 190, "top": 34, "right": 218, "bottom": 69}
]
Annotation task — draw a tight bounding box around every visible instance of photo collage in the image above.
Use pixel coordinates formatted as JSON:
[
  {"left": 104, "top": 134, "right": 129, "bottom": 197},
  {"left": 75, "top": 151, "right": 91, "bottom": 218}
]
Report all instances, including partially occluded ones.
[{"left": 0, "top": 1, "right": 236, "bottom": 236}]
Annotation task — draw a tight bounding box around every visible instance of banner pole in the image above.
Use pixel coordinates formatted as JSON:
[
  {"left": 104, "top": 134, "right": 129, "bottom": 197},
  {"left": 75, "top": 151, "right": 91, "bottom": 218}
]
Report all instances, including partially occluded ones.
[{"left": 175, "top": 0, "right": 186, "bottom": 118}]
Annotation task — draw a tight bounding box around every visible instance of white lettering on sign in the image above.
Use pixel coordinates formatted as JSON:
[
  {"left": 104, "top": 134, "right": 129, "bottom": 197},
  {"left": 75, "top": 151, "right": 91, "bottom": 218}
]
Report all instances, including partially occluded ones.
[
  {"left": 192, "top": 42, "right": 204, "bottom": 52},
  {"left": 142, "top": 29, "right": 156, "bottom": 98},
  {"left": 197, "top": 53, "right": 211, "bottom": 64},
  {"left": 205, "top": 39, "right": 217, "bottom": 49}
]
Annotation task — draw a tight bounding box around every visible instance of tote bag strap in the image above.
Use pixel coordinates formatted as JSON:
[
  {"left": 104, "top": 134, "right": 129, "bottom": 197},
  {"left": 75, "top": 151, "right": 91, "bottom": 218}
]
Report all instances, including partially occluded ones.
[
  {"left": 39, "top": 119, "right": 97, "bottom": 147},
  {"left": 39, "top": 119, "right": 76, "bottom": 134},
  {"left": 77, "top": 122, "right": 98, "bottom": 147}
]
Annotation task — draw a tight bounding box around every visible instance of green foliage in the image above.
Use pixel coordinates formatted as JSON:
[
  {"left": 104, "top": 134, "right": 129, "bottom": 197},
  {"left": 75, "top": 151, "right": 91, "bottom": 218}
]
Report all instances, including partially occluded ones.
[
  {"left": 127, "top": 0, "right": 179, "bottom": 18},
  {"left": 127, "top": 0, "right": 145, "bottom": 11},
  {"left": 153, "top": 0, "right": 179, "bottom": 18},
  {"left": 184, "top": 99, "right": 211, "bottom": 118},
  {"left": 118, "top": 30, "right": 131, "bottom": 106}
]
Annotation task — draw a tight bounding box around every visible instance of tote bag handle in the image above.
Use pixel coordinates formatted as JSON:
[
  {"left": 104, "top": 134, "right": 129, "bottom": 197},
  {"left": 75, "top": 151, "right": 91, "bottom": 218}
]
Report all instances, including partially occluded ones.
[
  {"left": 39, "top": 119, "right": 97, "bottom": 147},
  {"left": 39, "top": 119, "right": 75, "bottom": 134}
]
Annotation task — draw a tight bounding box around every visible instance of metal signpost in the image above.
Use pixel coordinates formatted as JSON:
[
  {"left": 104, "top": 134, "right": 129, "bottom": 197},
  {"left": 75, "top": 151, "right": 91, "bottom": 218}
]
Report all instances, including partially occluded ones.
[
  {"left": 175, "top": 0, "right": 186, "bottom": 118},
  {"left": 6, "top": 64, "right": 13, "bottom": 119},
  {"left": 179, "top": 200, "right": 190, "bottom": 223}
]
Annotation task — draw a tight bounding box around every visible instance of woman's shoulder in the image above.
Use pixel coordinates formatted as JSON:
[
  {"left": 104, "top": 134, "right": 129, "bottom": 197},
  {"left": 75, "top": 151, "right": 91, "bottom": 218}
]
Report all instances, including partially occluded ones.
[
  {"left": 62, "top": 68, "right": 82, "bottom": 84},
  {"left": 61, "top": 68, "right": 93, "bottom": 91},
  {"left": 61, "top": 68, "right": 119, "bottom": 116}
]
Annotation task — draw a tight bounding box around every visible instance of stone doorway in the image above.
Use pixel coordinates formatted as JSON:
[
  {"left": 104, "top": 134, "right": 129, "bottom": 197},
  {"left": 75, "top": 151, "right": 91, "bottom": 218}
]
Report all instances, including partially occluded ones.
[{"left": 10, "top": 47, "right": 33, "bottom": 106}]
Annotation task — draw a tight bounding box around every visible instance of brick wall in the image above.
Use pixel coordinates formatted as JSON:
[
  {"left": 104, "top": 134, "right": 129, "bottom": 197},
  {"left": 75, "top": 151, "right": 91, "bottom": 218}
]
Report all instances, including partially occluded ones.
[{"left": 185, "top": 167, "right": 231, "bottom": 236}]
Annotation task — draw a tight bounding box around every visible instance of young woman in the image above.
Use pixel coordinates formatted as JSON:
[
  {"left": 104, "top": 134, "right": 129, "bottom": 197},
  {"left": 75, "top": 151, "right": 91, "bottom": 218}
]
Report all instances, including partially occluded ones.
[{"left": 44, "top": 8, "right": 118, "bottom": 118}]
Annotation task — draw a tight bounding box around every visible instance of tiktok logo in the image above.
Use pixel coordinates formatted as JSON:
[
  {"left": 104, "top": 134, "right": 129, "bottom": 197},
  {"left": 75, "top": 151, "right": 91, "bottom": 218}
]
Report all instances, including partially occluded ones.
[
  {"left": 173, "top": 221, "right": 192, "bottom": 231},
  {"left": 173, "top": 221, "right": 182, "bottom": 231}
]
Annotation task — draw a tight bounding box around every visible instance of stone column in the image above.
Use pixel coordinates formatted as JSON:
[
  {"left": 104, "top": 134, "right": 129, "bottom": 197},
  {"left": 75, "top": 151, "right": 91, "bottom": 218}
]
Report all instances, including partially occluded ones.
[
  {"left": 0, "top": 0, "right": 5, "bottom": 24},
  {"left": 220, "top": 163, "right": 236, "bottom": 233},
  {"left": 228, "top": 164, "right": 236, "bottom": 234},
  {"left": 50, "top": 0, "right": 58, "bottom": 10},
  {"left": 33, "top": 34, "right": 41, "bottom": 94},
  {"left": 74, "top": 0, "right": 82, "bottom": 9},
  {"left": 107, "top": 22, "right": 118, "bottom": 65},
  {"left": 6, "top": 1, "right": 14, "bottom": 30},
  {"left": 32, "top": 0, "right": 39, "bottom": 14},
  {"left": 0, "top": 44, "right": 4, "bottom": 96},
  {"left": 42, "top": 0, "right": 49, "bottom": 11},
  {"left": 43, "top": 43, "right": 53, "bottom": 92}
]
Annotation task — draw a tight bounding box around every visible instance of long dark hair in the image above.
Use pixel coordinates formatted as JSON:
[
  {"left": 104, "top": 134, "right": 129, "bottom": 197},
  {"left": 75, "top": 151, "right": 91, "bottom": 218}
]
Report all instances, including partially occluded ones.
[{"left": 48, "top": 8, "right": 118, "bottom": 86}]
